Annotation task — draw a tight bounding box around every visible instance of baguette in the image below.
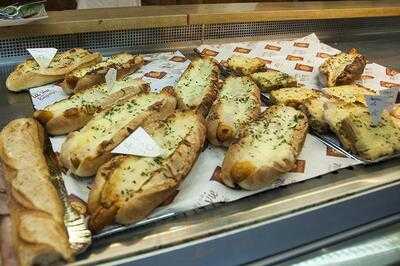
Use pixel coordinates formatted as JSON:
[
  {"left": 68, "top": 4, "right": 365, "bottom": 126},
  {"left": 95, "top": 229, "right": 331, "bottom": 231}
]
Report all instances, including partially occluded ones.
[
  {"left": 34, "top": 77, "right": 149, "bottom": 135},
  {"left": 270, "top": 87, "right": 320, "bottom": 108},
  {"left": 206, "top": 76, "right": 261, "bottom": 147},
  {"left": 88, "top": 111, "right": 206, "bottom": 231},
  {"left": 319, "top": 48, "right": 366, "bottom": 87},
  {"left": 322, "top": 85, "right": 375, "bottom": 106},
  {"left": 0, "top": 118, "right": 72, "bottom": 265},
  {"left": 61, "top": 53, "right": 144, "bottom": 94},
  {"left": 227, "top": 55, "right": 265, "bottom": 76},
  {"left": 175, "top": 58, "right": 219, "bottom": 116},
  {"left": 250, "top": 70, "right": 297, "bottom": 92},
  {"left": 340, "top": 108, "right": 400, "bottom": 160},
  {"left": 6, "top": 48, "right": 101, "bottom": 92},
  {"left": 60, "top": 88, "right": 177, "bottom": 177},
  {"left": 220, "top": 105, "right": 308, "bottom": 190}
]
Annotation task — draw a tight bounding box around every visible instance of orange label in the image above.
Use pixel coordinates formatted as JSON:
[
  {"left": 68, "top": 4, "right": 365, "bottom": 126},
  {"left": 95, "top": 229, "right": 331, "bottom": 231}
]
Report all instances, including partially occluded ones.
[
  {"left": 380, "top": 80, "right": 400, "bottom": 89},
  {"left": 169, "top": 56, "right": 187, "bottom": 63},
  {"left": 144, "top": 71, "right": 167, "bottom": 79},
  {"left": 233, "top": 47, "right": 251, "bottom": 54},
  {"left": 290, "top": 160, "right": 306, "bottom": 173},
  {"left": 294, "top": 42, "right": 310, "bottom": 48},
  {"left": 295, "top": 63, "right": 313, "bottom": 72},
  {"left": 361, "top": 75, "right": 375, "bottom": 80},
  {"left": 286, "top": 55, "right": 304, "bottom": 61},
  {"left": 326, "top": 147, "right": 347, "bottom": 158},
  {"left": 210, "top": 166, "right": 222, "bottom": 182},
  {"left": 316, "top": 52, "right": 331, "bottom": 59},
  {"left": 386, "top": 68, "right": 400, "bottom": 77},
  {"left": 201, "top": 48, "right": 219, "bottom": 57},
  {"left": 256, "top": 57, "right": 272, "bottom": 65},
  {"left": 265, "top": 44, "right": 281, "bottom": 51}
]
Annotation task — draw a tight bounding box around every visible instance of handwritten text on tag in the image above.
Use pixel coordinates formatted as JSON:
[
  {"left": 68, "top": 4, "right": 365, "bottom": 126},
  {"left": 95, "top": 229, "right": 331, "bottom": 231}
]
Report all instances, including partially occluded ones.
[
  {"left": 112, "top": 127, "right": 164, "bottom": 157},
  {"left": 105, "top": 68, "right": 117, "bottom": 89},
  {"left": 366, "top": 95, "right": 387, "bottom": 126},
  {"left": 27, "top": 48, "right": 57, "bottom": 69}
]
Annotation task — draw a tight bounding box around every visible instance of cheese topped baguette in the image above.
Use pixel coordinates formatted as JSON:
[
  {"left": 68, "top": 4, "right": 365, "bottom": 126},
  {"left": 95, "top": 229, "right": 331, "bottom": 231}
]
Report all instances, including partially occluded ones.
[
  {"left": 88, "top": 111, "right": 206, "bottom": 231},
  {"left": 0, "top": 119, "right": 72, "bottom": 265},
  {"left": 6, "top": 48, "right": 102, "bottom": 92},
  {"left": 250, "top": 70, "right": 297, "bottom": 92},
  {"left": 34, "top": 78, "right": 149, "bottom": 135},
  {"left": 206, "top": 76, "right": 261, "bottom": 147},
  {"left": 61, "top": 53, "right": 144, "bottom": 94},
  {"left": 270, "top": 87, "right": 320, "bottom": 108},
  {"left": 220, "top": 105, "right": 308, "bottom": 190},
  {"left": 60, "top": 89, "right": 177, "bottom": 177},
  {"left": 323, "top": 85, "right": 375, "bottom": 106},
  {"left": 227, "top": 55, "right": 265, "bottom": 76},
  {"left": 340, "top": 108, "right": 400, "bottom": 160},
  {"left": 319, "top": 48, "right": 366, "bottom": 87},
  {"left": 175, "top": 58, "right": 219, "bottom": 116}
]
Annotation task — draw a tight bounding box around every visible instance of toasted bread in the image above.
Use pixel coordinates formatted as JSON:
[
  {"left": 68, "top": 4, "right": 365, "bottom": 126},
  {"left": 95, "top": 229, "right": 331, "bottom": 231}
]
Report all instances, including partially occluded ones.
[
  {"left": 0, "top": 118, "right": 72, "bottom": 265},
  {"left": 340, "top": 108, "right": 400, "bottom": 160},
  {"left": 60, "top": 88, "right": 177, "bottom": 177},
  {"left": 220, "top": 105, "right": 308, "bottom": 190},
  {"left": 61, "top": 53, "right": 144, "bottom": 94},
  {"left": 227, "top": 55, "right": 265, "bottom": 76},
  {"left": 88, "top": 111, "right": 206, "bottom": 231},
  {"left": 270, "top": 87, "right": 320, "bottom": 108},
  {"left": 323, "top": 84, "right": 375, "bottom": 106},
  {"left": 319, "top": 48, "right": 366, "bottom": 87},
  {"left": 6, "top": 48, "right": 102, "bottom": 92},
  {"left": 34, "top": 78, "right": 149, "bottom": 135},
  {"left": 206, "top": 76, "right": 261, "bottom": 147},
  {"left": 175, "top": 58, "right": 219, "bottom": 116},
  {"left": 250, "top": 70, "right": 297, "bottom": 92}
]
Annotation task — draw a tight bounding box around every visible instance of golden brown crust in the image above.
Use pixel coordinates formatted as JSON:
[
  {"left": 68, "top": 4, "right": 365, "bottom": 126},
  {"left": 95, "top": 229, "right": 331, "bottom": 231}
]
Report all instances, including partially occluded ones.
[
  {"left": 88, "top": 111, "right": 206, "bottom": 231},
  {"left": 60, "top": 89, "right": 177, "bottom": 177},
  {"left": 227, "top": 55, "right": 265, "bottom": 76},
  {"left": 34, "top": 79, "right": 149, "bottom": 135},
  {"left": 6, "top": 49, "right": 101, "bottom": 92},
  {"left": 220, "top": 106, "right": 308, "bottom": 190},
  {"left": 61, "top": 54, "right": 144, "bottom": 94},
  {"left": 175, "top": 58, "right": 220, "bottom": 117},
  {"left": 0, "top": 118, "right": 72, "bottom": 265},
  {"left": 206, "top": 76, "right": 261, "bottom": 147}
]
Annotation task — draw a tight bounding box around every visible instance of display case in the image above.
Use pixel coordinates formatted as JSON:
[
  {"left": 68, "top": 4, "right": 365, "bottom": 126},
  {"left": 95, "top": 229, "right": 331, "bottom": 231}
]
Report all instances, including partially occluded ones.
[{"left": 1, "top": 2, "right": 400, "bottom": 265}]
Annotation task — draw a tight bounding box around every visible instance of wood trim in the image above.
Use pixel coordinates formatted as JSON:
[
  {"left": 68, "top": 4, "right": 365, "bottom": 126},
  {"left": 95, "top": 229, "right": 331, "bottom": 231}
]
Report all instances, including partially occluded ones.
[{"left": 0, "top": 1, "right": 400, "bottom": 39}]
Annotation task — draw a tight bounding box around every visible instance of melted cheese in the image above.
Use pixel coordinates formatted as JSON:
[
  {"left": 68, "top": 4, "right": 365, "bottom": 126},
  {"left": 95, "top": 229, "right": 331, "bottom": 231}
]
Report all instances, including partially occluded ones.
[
  {"left": 66, "top": 92, "right": 168, "bottom": 158},
  {"left": 44, "top": 77, "right": 145, "bottom": 116},
  {"left": 227, "top": 55, "right": 265, "bottom": 75},
  {"left": 216, "top": 77, "right": 259, "bottom": 132},
  {"left": 236, "top": 106, "right": 302, "bottom": 168},
  {"left": 102, "top": 112, "right": 199, "bottom": 202},
  {"left": 250, "top": 70, "right": 297, "bottom": 92},
  {"left": 175, "top": 59, "right": 216, "bottom": 108},
  {"left": 323, "top": 85, "right": 375, "bottom": 106},
  {"left": 320, "top": 53, "right": 356, "bottom": 86},
  {"left": 271, "top": 87, "right": 319, "bottom": 105},
  {"left": 70, "top": 53, "right": 137, "bottom": 78}
]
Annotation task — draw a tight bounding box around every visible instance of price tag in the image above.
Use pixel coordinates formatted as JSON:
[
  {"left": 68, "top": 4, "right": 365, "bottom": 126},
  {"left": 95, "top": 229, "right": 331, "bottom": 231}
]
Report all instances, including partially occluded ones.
[
  {"left": 27, "top": 48, "right": 57, "bottom": 69},
  {"left": 380, "top": 88, "right": 399, "bottom": 107},
  {"left": 112, "top": 127, "right": 164, "bottom": 157},
  {"left": 366, "top": 95, "right": 387, "bottom": 126},
  {"left": 105, "top": 68, "right": 117, "bottom": 89}
]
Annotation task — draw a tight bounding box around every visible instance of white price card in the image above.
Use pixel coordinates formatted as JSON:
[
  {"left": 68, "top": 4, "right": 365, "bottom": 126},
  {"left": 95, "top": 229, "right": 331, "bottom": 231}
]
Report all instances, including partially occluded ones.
[
  {"left": 380, "top": 88, "right": 399, "bottom": 107},
  {"left": 366, "top": 95, "right": 387, "bottom": 126},
  {"left": 27, "top": 48, "right": 57, "bottom": 69},
  {"left": 112, "top": 127, "right": 164, "bottom": 157},
  {"left": 105, "top": 68, "right": 117, "bottom": 89}
]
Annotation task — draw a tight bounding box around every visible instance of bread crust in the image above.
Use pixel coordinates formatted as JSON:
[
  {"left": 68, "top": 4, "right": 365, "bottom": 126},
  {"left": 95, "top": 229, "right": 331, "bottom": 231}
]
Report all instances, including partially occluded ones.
[
  {"left": 319, "top": 48, "right": 366, "bottom": 87},
  {"left": 220, "top": 106, "right": 308, "bottom": 190},
  {"left": 60, "top": 88, "right": 177, "bottom": 177},
  {"left": 34, "top": 78, "right": 149, "bottom": 135},
  {"left": 0, "top": 118, "right": 72, "bottom": 265},
  {"left": 206, "top": 76, "right": 261, "bottom": 147},
  {"left": 88, "top": 111, "right": 206, "bottom": 231},
  {"left": 175, "top": 58, "right": 220, "bottom": 117},
  {"left": 227, "top": 55, "right": 265, "bottom": 76},
  {"left": 250, "top": 70, "right": 297, "bottom": 92},
  {"left": 61, "top": 53, "right": 144, "bottom": 94},
  {"left": 6, "top": 48, "right": 101, "bottom": 92}
]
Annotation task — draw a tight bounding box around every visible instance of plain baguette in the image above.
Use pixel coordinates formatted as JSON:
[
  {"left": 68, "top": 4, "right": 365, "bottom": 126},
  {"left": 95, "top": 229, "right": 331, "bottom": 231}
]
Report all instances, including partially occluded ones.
[
  {"left": 60, "top": 88, "right": 177, "bottom": 177},
  {"left": 61, "top": 53, "right": 144, "bottom": 94},
  {"left": 6, "top": 48, "right": 101, "bottom": 92},
  {"left": 34, "top": 78, "right": 149, "bottom": 135},
  {"left": 206, "top": 76, "right": 261, "bottom": 147},
  {"left": 0, "top": 118, "right": 72, "bottom": 265},
  {"left": 88, "top": 111, "right": 206, "bottom": 232},
  {"left": 220, "top": 105, "right": 308, "bottom": 190}
]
